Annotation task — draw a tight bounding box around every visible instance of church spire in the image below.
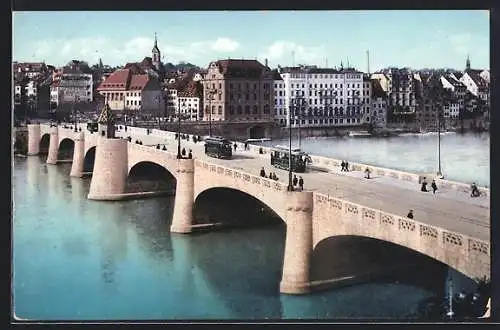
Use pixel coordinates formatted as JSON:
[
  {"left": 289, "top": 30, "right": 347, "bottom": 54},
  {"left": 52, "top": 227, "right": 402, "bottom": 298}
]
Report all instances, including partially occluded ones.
[
  {"left": 466, "top": 54, "right": 471, "bottom": 70},
  {"left": 152, "top": 32, "right": 161, "bottom": 70}
]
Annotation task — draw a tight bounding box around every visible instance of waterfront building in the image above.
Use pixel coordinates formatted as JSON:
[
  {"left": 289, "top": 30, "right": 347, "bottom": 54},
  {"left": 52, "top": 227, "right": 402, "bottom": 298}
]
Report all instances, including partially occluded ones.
[
  {"left": 384, "top": 68, "right": 417, "bottom": 124},
  {"left": 370, "top": 79, "right": 388, "bottom": 129},
  {"left": 177, "top": 80, "right": 203, "bottom": 121},
  {"left": 13, "top": 72, "right": 51, "bottom": 118},
  {"left": 272, "top": 69, "right": 286, "bottom": 126},
  {"left": 278, "top": 65, "right": 367, "bottom": 128},
  {"left": 202, "top": 59, "right": 274, "bottom": 122},
  {"left": 97, "top": 68, "right": 164, "bottom": 116}
]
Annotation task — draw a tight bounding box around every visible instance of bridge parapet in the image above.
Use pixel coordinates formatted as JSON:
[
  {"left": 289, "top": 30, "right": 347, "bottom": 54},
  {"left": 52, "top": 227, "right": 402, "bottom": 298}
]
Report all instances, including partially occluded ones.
[{"left": 312, "top": 192, "right": 490, "bottom": 281}]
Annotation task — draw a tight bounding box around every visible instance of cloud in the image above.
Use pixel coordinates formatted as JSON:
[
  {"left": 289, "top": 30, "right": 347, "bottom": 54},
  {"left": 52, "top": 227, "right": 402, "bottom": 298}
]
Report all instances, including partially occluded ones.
[
  {"left": 211, "top": 37, "right": 239, "bottom": 52},
  {"left": 258, "top": 40, "right": 326, "bottom": 66},
  {"left": 26, "top": 35, "right": 240, "bottom": 67}
]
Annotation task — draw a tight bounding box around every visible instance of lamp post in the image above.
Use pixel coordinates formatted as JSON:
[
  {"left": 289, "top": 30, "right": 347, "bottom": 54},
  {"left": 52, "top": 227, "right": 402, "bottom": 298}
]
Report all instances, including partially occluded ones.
[
  {"left": 177, "top": 101, "right": 185, "bottom": 159},
  {"left": 206, "top": 89, "right": 218, "bottom": 137},
  {"left": 437, "top": 105, "right": 442, "bottom": 178}
]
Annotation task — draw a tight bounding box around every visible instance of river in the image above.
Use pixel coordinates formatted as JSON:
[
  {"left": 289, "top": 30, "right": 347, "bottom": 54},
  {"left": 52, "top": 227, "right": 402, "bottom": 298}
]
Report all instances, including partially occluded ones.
[
  {"left": 262, "top": 132, "right": 490, "bottom": 187},
  {"left": 12, "top": 132, "right": 488, "bottom": 321}
]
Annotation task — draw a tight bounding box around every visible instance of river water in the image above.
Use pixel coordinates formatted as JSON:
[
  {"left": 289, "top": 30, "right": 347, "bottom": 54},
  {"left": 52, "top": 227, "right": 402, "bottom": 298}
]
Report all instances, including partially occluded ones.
[
  {"left": 263, "top": 132, "right": 490, "bottom": 187},
  {"left": 12, "top": 132, "right": 488, "bottom": 321}
]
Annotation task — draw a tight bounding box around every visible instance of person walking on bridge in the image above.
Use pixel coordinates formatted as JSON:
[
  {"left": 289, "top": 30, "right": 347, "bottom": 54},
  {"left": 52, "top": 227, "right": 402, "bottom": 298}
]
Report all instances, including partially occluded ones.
[
  {"left": 260, "top": 167, "right": 266, "bottom": 178},
  {"left": 181, "top": 147, "right": 186, "bottom": 157},
  {"left": 431, "top": 179, "right": 438, "bottom": 194},
  {"left": 421, "top": 177, "right": 428, "bottom": 192},
  {"left": 407, "top": 210, "right": 414, "bottom": 219},
  {"left": 293, "top": 174, "right": 298, "bottom": 187},
  {"left": 298, "top": 176, "right": 304, "bottom": 191},
  {"left": 188, "top": 149, "right": 193, "bottom": 159},
  {"left": 233, "top": 142, "right": 237, "bottom": 151}
]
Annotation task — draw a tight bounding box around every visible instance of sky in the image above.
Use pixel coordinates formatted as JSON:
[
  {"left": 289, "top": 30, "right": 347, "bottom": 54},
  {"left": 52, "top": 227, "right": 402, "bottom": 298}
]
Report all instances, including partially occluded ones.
[{"left": 12, "top": 10, "right": 490, "bottom": 71}]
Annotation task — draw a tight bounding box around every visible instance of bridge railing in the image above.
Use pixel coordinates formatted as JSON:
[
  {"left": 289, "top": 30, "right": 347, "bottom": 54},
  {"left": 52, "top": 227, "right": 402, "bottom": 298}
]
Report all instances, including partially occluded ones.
[
  {"left": 194, "top": 158, "right": 288, "bottom": 193},
  {"left": 313, "top": 191, "right": 490, "bottom": 276}
]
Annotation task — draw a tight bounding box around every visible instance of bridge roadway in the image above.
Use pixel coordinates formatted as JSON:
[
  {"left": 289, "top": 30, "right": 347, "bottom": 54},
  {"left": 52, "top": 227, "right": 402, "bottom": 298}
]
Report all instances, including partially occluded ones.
[{"left": 114, "top": 130, "right": 490, "bottom": 242}]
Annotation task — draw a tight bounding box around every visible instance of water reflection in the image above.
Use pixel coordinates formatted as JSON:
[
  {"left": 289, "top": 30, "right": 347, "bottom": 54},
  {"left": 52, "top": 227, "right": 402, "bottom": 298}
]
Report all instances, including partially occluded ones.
[{"left": 184, "top": 227, "right": 286, "bottom": 319}]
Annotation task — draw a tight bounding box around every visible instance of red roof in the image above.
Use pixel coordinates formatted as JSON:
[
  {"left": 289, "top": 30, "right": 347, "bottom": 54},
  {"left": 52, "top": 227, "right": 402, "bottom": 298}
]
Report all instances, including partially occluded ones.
[
  {"left": 210, "top": 59, "right": 267, "bottom": 79},
  {"left": 129, "top": 74, "right": 149, "bottom": 90},
  {"left": 97, "top": 69, "right": 151, "bottom": 91}
]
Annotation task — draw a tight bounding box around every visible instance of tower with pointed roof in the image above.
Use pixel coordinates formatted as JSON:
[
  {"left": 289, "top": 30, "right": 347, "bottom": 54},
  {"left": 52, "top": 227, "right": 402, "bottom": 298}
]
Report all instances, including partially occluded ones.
[
  {"left": 152, "top": 32, "right": 161, "bottom": 71},
  {"left": 466, "top": 55, "right": 471, "bottom": 71},
  {"left": 97, "top": 103, "right": 116, "bottom": 138}
]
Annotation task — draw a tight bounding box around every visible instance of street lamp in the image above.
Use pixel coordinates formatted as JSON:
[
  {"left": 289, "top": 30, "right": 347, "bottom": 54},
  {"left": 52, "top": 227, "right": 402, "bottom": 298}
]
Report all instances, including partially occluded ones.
[
  {"left": 177, "top": 101, "right": 185, "bottom": 159},
  {"left": 206, "top": 89, "right": 217, "bottom": 137}
]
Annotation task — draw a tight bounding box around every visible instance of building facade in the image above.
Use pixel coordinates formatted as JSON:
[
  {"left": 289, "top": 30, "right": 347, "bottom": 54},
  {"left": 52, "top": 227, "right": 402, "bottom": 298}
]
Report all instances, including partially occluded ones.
[
  {"left": 97, "top": 68, "right": 164, "bottom": 115},
  {"left": 278, "top": 66, "right": 369, "bottom": 128},
  {"left": 202, "top": 59, "right": 274, "bottom": 122},
  {"left": 177, "top": 80, "right": 203, "bottom": 121}
]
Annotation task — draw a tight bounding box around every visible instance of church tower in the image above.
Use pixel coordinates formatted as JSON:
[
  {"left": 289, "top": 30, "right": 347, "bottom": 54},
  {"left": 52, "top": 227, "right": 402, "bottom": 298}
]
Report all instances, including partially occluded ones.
[
  {"left": 466, "top": 54, "right": 471, "bottom": 71},
  {"left": 152, "top": 32, "right": 161, "bottom": 71}
]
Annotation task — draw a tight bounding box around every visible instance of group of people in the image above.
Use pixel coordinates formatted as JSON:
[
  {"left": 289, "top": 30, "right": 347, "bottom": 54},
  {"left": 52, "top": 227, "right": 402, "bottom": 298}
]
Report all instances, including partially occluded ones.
[
  {"left": 155, "top": 144, "right": 167, "bottom": 151},
  {"left": 420, "top": 177, "right": 439, "bottom": 194},
  {"left": 470, "top": 182, "right": 481, "bottom": 197},
  {"left": 259, "top": 167, "right": 279, "bottom": 181},
  {"left": 340, "top": 160, "right": 350, "bottom": 172},
  {"left": 292, "top": 174, "right": 304, "bottom": 191},
  {"left": 178, "top": 147, "right": 193, "bottom": 159}
]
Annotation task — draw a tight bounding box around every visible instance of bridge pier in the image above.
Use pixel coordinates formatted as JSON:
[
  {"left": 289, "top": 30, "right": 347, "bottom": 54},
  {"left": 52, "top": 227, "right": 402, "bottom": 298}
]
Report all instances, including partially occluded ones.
[
  {"left": 280, "top": 191, "right": 314, "bottom": 294},
  {"left": 70, "top": 131, "right": 85, "bottom": 178},
  {"left": 27, "top": 124, "right": 41, "bottom": 156},
  {"left": 170, "top": 158, "right": 195, "bottom": 234},
  {"left": 46, "top": 126, "right": 59, "bottom": 165},
  {"left": 87, "top": 138, "right": 128, "bottom": 200}
]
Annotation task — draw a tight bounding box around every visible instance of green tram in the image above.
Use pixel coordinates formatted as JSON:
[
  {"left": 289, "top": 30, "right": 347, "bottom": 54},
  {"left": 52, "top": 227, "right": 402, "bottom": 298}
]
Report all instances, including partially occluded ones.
[
  {"left": 270, "top": 145, "right": 311, "bottom": 173},
  {"left": 204, "top": 136, "right": 233, "bottom": 159}
]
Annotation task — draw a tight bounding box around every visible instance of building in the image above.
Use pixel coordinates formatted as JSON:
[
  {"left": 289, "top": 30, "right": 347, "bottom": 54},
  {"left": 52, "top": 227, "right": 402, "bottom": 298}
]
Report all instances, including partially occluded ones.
[
  {"left": 202, "top": 59, "right": 274, "bottom": 122},
  {"left": 13, "top": 68, "right": 51, "bottom": 118},
  {"left": 97, "top": 68, "right": 164, "bottom": 115},
  {"left": 124, "top": 34, "right": 165, "bottom": 80},
  {"left": 370, "top": 79, "right": 388, "bottom": 129},
  {"left": 384, "top": 68, "right": 417, "bottom": 123},
  {"left": 51, "top": 63, "right": 93, "bottom": 105},
  {"left": 13, "top": 62, "right": 48, "bottom": 79},
  {"left": 272, "top": 69, "right": 286, "bottom": 126},
  {"left": 278, "top": 65, "right": 367, "bottom": 128},
  {"left": 177, "top": 80, "right": 203, "bottom": 121}
]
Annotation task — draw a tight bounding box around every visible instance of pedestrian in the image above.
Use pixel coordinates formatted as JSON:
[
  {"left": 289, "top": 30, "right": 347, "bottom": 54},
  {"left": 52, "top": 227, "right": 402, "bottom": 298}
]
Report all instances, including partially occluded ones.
[
  {"left": 341, "top": 160, "right": 345, "bottom": 171},
  {"left": 293, "top": 174, "right": 298, "bottom": 187},
  {"left": 345, "top": 161, "right": 349, "bottom": 172},
  {"left": 188, "top": 149, "right": 193, "bottom": 159},
  {"left": 298, "top": 176, "right": 304, "bottom": 191},
  {"left": 364, "top": 167, "right": 371, "bottom": 179},
  {"left": 233, "top": 143, "right": 237, "bottom": 151},
  {"left": 162, "top": 145, "right": 167, "bottom": 151},
  {"left": 421, "top": 177, "right": 428, "bottom": 192},
  {"left": 407, "top": 209, "right": 414, "bottom": 219},
  {"left": 431, "top": 179, "right": 438, "bottom": 194},
  {"left": 471, "top": 182, "right": 480, "bottom": 197},
  {"left": 156, "top": 144, "right": 160, "bottom": 149},
  {"left": 244, "top": 141, "right": 248, "bottom": 150},
  {"left": 260, "top": 167, "right": 266, "bottom": 178},
  {"left": 181, "top": 147, "right": 186, "bottom": 157}
]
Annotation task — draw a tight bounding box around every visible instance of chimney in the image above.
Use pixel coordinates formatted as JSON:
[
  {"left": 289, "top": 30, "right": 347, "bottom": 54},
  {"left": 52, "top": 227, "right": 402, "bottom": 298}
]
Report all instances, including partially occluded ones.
[{"left": 265, "top": 58, "right": 268, "bottom": 67}]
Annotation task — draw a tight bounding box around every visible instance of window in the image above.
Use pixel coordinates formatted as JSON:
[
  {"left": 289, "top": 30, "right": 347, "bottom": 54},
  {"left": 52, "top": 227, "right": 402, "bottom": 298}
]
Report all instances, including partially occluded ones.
[
  {"left": 253, "top": 105, "right": 258, "bottom": 114},
  {"left": 218, "top": 105, "right": 222, "bottom": 114},
  {"left": 237, "top": 105, "right": 242, "bottom": 114}
]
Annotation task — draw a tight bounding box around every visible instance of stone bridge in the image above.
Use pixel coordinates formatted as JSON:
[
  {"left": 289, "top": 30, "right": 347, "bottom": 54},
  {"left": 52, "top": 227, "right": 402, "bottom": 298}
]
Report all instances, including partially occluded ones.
[{"left": 26, "top": 123, "right": 490, "bottom": 294}]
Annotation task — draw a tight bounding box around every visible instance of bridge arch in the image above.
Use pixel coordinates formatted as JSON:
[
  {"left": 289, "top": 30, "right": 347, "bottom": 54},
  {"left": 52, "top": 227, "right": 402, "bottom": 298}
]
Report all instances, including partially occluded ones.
[
  {"left": 57, "top": 138, "right": 75, "bottom": 160},
  {"left": 39, "top": 133, "right": 50, "bottom": 154},
  {"left": 126, "top": 161, "right": 176, "bottom": 193},
  {"left": 311, "top": 235, "right": 460, "bottom": 287},
  {"left": 193, "top": 187, "right": 284, "bottom": 227},
  {"left": 83, "top": 146, "right": 96, "bottom": 172}
]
